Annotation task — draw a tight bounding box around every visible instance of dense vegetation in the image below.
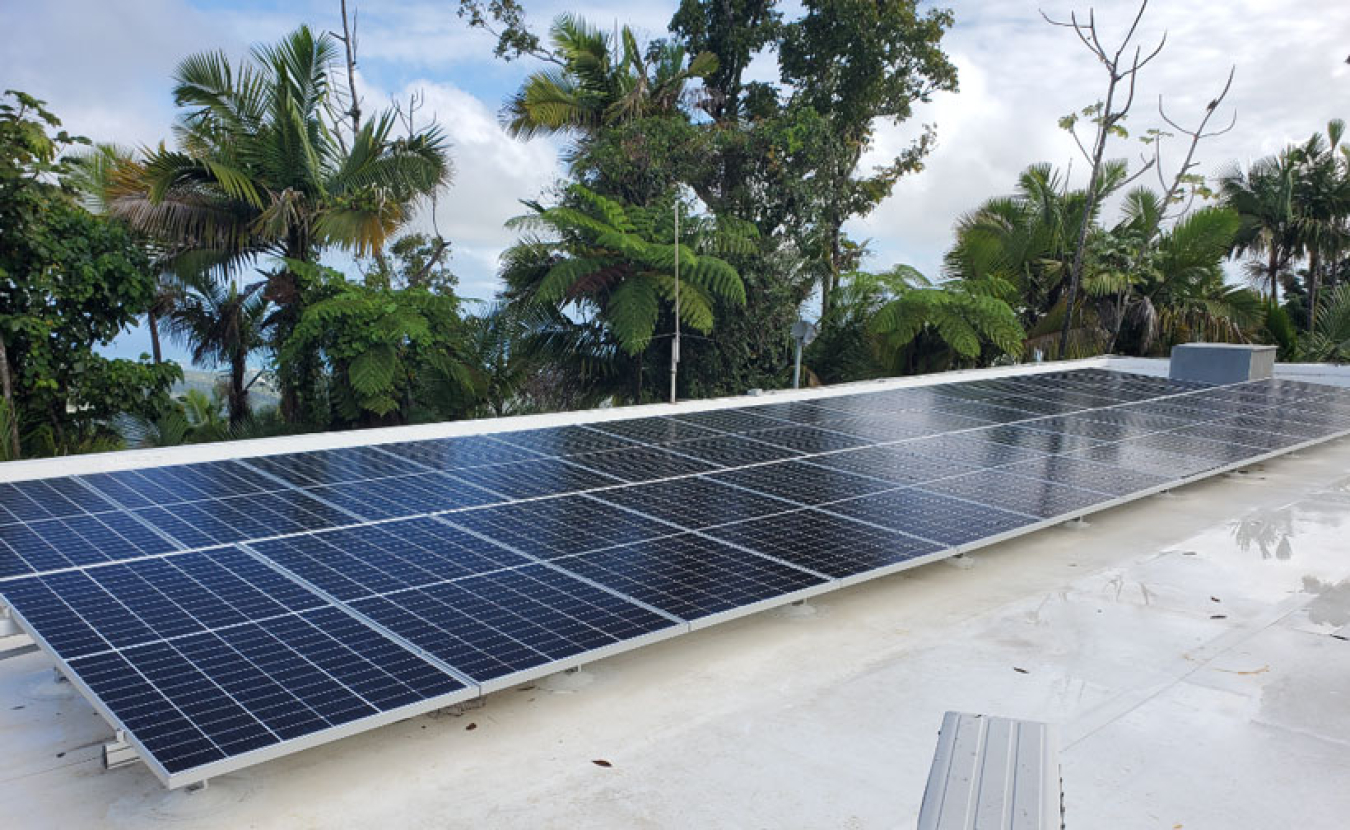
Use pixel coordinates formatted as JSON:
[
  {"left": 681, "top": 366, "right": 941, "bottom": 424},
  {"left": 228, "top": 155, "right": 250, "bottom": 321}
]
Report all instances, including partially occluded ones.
[{"left": 2, "top": 0, "right": 1348, "bottom": 460}]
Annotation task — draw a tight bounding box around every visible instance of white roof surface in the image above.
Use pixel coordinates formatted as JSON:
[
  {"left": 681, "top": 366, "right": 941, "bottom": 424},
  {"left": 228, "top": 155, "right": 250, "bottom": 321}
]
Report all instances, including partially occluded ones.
[{"left": 3, "top": 357, "right": 1350, "bottom": 828}]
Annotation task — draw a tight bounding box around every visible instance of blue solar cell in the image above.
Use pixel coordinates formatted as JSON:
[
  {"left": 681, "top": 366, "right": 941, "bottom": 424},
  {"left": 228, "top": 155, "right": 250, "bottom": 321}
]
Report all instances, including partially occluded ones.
[
  {"left": 591, "top": 476, "right": 793, "bottom": 529},
  {"left": 708, "top": 460, "right": 896, "bottom": 505},
  {"left": 448, "top": 457, "right": 624, "bottom": 500},
  {"left": 81, "top": 461, "right": 279, "bottom": 509},
  {"left": 659, "top": 434, "right": 804, "bottom": 467},
  {"left": 915, "top": 470, "right": 1112, "bottom": 519},
  {"left": 303, "top": 472, "right": 502, "bottom": 521},
  {"left": 900, "top": 434, "right": 1048, "bottom": 467},
  {"left": 377, "top": 435, "right": 544, "bottom": 470},
  {"left": 0, "top": 477, "right": 115, "bottom": 525},
  {"left": 799, "top": 446, "right": 980, "bottom": 486},
  {"left": 826, "top": 489, "right": 1035, "bottom": 546},
  {"left": 489, "top": 426, "right": 640, "bottom": 456},
  {"left": 352, "top": 563, "right": 678, "bottom": 682},
  {"left": 743, "top": 424, "right": 874, "bottom": 454},
  {"left": 135, "top": 490, "right": 354, "bottom": 549},
  {"left": 584, "top": 417, "right": 721, "bottom": 444},
  {"left": 0, "top": 512, "right": 176, "bottom": 577},
  {"left": 551, "top": 534, "right": 827, "bottom": 622},
  {"left": 446, "top": 495, "right": 677, "bottom": 560},
  {"left": 995, "top": 455, "right": 1170, "bottom": 497},
  {"left": 249, "top": 517, "right": 530, "bottom": 601},
  {"left": 669, "top": 408, "right": 787, "bottom": 433},
  {"left": 242, "top": 446, "right": 421, "bottom": 486},
  {"left": 704, "top": 509, "right": 944, "bottom": 578},
  {"left": 563, "top": 446, "right": 719, "bottom": 482}
]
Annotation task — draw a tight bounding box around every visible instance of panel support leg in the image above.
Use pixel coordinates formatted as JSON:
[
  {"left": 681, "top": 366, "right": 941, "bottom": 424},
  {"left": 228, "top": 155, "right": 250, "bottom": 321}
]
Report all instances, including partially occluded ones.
[{"left": 103, "top": 729, "right": 141, "bottom": 770}]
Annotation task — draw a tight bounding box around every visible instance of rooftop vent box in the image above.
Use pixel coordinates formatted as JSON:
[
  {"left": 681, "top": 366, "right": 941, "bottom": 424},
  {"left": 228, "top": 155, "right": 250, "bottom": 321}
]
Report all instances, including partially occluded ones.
[{"left": 1169, "top": 343, "right": 1276, "bottom": 385}]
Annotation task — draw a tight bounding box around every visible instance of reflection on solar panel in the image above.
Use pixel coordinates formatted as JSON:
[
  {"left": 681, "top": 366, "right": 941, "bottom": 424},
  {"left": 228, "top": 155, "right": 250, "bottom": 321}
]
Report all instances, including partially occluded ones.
[{"left": 3, "top": 366, "right": 1349, "bottom": 788}]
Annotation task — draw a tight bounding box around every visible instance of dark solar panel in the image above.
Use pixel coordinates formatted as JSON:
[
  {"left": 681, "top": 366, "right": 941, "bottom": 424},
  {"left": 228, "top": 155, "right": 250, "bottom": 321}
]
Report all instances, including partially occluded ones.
[
  {"left": 447, "top": 457, "right": 624, "bottom": 500},
  {"left": 445, "top": 496, "right": 678, "bottom": 560},
  {"left": 708, "top": 460, "right": 896, "bottom": 505},
  {"left": 704, "top": 510, "right": 944, "bottom": 578},
  {"left": 350, "top": 563, "right": 679, "bottom": 683},
  {"left": 826, "top": 489, "right": 1035, "bottom": 546},
  {"left": 564, "top": 445, "right": 719, "bottom": 482},
  {"left": 0, "top": 477, "right": 115, "bottom": 524},
  {"left": 490, "top": 425, "right": 641, "bottom": 456},
  {"left": 302, "top": 472, "right": 502, "bottom": 521},
  {"left": 4, "top": 368, "right": 1348, "bottom": 788},
  {"left": 241, "top": 446, "right": 421, "bottom": 486},
  {"left": 584, "top": 417, "right": 721, "bottom": 444},
  {"left": 658, "top": 434, "right": 804, "bottom": 467},
  {"left": 377, "top": 435, "right": 544, "bottom": 469},
  {"left": 915, "top": 470, "right": 1112, "bottom": 519},
  {"left": 800, "top": 446, "right": 980, "bottom": 486},
  {"left": 550, "top": 534, "right": 827, "bottom": 622},
  {"left": 591, "top": 476, "right": 795, "bottom": 529},
  {"left": 743, "top": 424, "right": 875, "bottom": 453},
  {"left": 249, "top": 518, "right": 532, "bottom": 601},
  {"left": 133, "top": 490, "right": 354, "bottom": 549}
]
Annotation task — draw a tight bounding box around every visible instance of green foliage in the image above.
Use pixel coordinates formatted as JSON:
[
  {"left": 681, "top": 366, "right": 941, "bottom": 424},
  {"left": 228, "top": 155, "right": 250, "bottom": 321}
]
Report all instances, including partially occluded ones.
[
  {"left": 1303, "top": 285, "right": 1350, "bottom": 362},
  {"left": 1, "top": 91, "right": 181, "bottom": 457},
  {"left": 282, "top": 261, "right": 477, "bottom": 426},
  {"left": 97, "top": 26, "right": 452, "bottom": 422},
  {"left": 506, "top": 185, "right": 749, "bottom": 365},
  {"left": 360, "top": 233, "right": 456, "bottom": 293}
]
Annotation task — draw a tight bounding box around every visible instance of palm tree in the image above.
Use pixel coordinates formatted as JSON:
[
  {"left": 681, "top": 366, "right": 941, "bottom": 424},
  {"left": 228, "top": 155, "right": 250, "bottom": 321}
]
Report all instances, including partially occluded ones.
[
  {"left": 1289, "top": 121, "right": 1350, "bottom": 327},
  {"left": 946, "top": 162, "right": 1128, "bottom": 356},
  {"left": 503, "top": 185, "right": 748, "bottom": 402},
  {"left": 504, "top": 14, "right": 717, "bottom": 141},
  {"left": 1219, "top": 152, "right": 1300, "bottom": 303},
  {"left": 102, "top": 26, "right": 451, "bottom": 419},
  {"left": 164, "top": 276, "right": 270, "bottom": 425}
]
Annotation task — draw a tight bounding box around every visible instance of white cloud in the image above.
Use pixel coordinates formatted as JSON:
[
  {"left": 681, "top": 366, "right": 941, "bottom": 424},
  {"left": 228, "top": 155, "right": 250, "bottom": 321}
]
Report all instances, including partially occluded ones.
[
  {"left": 394, "top": 80, "right": 563, "bottom": 302},
  {"left": 852, "top": 0, "right": 1350, "bottom": 278}
]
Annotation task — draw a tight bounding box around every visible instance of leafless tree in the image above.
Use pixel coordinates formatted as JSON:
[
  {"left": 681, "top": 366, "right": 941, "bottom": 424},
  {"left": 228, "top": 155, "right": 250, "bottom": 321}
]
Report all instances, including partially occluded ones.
[{"left": 1043, "top": 0, "right": 1166, "bottom": 359}]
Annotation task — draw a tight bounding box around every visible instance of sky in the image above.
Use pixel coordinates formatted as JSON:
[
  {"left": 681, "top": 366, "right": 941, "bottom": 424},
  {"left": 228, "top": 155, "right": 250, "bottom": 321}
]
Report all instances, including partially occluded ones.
[{"left": 2, "top": 0, "right": 1347, "bottom": 366}]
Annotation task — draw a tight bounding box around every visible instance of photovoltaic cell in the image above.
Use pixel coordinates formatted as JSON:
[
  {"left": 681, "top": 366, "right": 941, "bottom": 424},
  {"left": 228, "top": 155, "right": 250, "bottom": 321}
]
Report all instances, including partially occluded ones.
[
  {"left": 302, "top": 472, "right": 503, "bottom": 521},
  {"left": 134, "top": 490, "right": 354, "bottom": 549},
  {"left": 351, "top": 563, "right": 678, "bottom": 682},
  {"left": 826, "top": 488, "right": 1035, "bottom": 546},
  {"left": 657, "top": 434, "right": 804, "bottom": 467},
  {"left": 591, "top": 476, "right": 795, "bottom": 529},
  {"left": 489, "top": 425, "right": 640, "bottom": 456},
  {"left": 377, "top": 435, "right": 544, "bottom": 470},
  {"left": 248, "top": 518, "right": 531, "bottom": 601},
  {"left": 447, "top": 457, "right": 624, "bottom": 500},
  {"left": 4, "top": 367, "right": 1349, "bottom": 789},
  {"left": 0, "top": 477, "right": 114, "bottom": 524},
  {"left": 708, "top": 460, "right": 896, "bottom": 505},
  {"left": 583, "top": 417, "right": 721, "bottom": 444},
  {"left": 704, "top": 509, "right": 944, "bottom": 578},
  {"left": 564, "top": 445, "right": 720, "bottom": 482},
  {"left": 241, "top": 446, "right": 422, "bottom": 487},
  {"left": 550, "top": 533, "right": 828, "bottom": 622},
  {"left": 445, "top": 496, "right": 678, "bottom": 560},
  {"left": 915, "top": 470, "right": 1111, "bottom": 519}
]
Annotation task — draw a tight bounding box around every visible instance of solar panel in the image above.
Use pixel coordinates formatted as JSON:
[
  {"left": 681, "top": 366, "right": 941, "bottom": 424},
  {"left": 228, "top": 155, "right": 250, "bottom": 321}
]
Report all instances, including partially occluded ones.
[{"left": 3, "top": 366, "right": 1348, "bottom": 789}]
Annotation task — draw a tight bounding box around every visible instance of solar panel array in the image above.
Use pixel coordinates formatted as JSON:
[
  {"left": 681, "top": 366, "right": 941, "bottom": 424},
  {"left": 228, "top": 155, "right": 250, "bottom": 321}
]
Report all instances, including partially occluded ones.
[{"left": 3, "top": 367, "right": 1350, "bottom": 787}]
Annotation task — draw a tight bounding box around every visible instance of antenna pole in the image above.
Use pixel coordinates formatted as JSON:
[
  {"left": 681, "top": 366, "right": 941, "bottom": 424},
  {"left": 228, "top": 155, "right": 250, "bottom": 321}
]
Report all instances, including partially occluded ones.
[{"left": 670, "top": 201, "right": 680, "bottom": 404}]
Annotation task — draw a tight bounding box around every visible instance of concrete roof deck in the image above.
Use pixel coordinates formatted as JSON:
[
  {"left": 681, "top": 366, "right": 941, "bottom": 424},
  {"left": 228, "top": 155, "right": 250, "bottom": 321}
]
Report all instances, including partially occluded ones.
[{"left": 3, "top": 358, "right": 1349, "bottom": 827}]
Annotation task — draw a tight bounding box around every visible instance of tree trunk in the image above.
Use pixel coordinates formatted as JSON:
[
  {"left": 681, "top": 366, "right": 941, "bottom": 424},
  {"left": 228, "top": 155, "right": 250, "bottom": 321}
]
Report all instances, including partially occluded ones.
[
  {"left": 1307, "top": 248, "right": 1321, "bottom": 330},
  {"left": 229, "top": 347, "right": 248, "bottom": 425},
  {"left": 1267, "top": 246, "right": 1280, "bottom": 304},
  {"left": 0, "top": 334, "right": 20, "bottom": 459},
  {"left": 148, "top": 310, "right": 163, "bottom": 364}
]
